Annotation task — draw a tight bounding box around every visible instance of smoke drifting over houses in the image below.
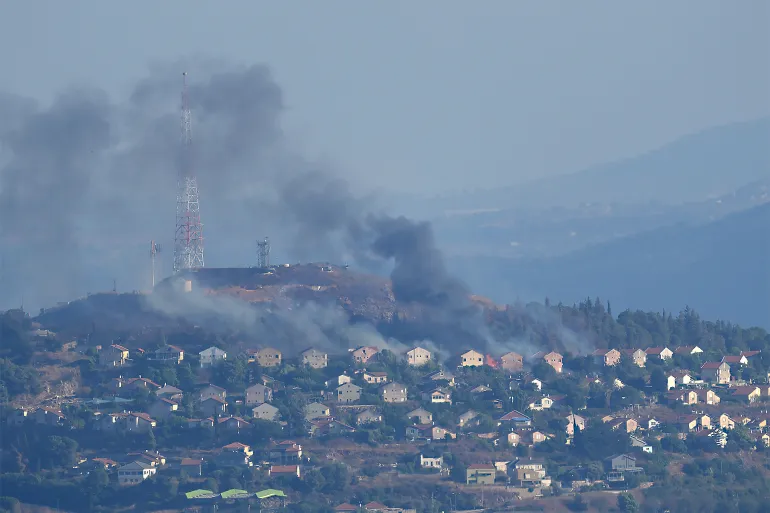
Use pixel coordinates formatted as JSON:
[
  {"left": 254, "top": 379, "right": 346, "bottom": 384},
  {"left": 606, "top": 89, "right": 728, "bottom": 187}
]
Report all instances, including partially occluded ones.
[{"left": 0, "top": 59, "right": 580, "bottom": 356}]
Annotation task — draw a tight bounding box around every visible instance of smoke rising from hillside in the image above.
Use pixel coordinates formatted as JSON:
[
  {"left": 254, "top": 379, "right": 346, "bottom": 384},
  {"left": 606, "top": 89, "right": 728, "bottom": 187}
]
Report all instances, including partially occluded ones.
[{"left": 0, "top": 59, "right": 581, "bottom": 356}]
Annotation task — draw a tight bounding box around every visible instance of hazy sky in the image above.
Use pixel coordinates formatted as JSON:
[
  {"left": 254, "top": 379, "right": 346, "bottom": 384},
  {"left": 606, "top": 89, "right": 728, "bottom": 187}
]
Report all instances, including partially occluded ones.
[{"left": 1, "top": 1, "right": 768, "bottom": 194}]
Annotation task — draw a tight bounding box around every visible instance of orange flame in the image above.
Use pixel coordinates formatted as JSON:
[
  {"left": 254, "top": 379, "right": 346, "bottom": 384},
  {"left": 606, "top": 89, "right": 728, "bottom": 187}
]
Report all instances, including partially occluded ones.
[{"left": 485, "top": 354, "right": 499, "bottom": 368}]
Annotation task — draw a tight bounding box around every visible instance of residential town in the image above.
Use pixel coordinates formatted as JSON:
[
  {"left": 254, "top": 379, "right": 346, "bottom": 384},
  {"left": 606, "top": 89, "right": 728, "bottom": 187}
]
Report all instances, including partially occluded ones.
[{"left": 5, "top": 329, "right": 770, "bottom": 512}]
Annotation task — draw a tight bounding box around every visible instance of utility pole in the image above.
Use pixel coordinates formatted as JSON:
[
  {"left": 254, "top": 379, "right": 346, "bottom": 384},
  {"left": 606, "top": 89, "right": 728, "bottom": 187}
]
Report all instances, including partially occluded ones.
[{"left": 150, "top": 241, "right": 161, "bottom": 288}]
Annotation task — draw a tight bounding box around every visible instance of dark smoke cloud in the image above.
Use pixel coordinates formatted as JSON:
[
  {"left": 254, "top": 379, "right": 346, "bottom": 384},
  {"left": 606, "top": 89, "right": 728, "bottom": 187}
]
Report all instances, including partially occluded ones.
[{"left": 0, "top": 59, "right": 504, "bottom": 354}]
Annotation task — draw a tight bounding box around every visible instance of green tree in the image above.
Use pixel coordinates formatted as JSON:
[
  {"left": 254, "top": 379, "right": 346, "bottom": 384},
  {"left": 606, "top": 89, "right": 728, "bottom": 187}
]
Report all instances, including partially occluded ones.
[{"left": 617, "top": 493, "right": 638, "bottom": 513}]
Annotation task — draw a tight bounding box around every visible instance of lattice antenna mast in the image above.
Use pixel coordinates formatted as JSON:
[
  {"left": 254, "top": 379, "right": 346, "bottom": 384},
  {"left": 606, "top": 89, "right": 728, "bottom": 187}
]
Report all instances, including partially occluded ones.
[
  {"left": 257, "top": 237, "right": 270, "bottom": 268},
  {"left": 173, "top": 72, "right": 205, "bottom": 273}
]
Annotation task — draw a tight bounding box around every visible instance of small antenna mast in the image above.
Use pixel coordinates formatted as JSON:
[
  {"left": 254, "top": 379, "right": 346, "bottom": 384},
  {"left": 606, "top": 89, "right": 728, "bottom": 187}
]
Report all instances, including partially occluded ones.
[{"left": 150, "top": 241, "right": 161, "bottom": 288}]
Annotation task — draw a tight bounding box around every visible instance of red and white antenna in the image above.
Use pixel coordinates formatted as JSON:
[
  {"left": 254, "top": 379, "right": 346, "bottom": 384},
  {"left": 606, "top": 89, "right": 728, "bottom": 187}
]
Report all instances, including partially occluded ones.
[{"left": 173, "top": 72, "right": 205, "bottom": 273}]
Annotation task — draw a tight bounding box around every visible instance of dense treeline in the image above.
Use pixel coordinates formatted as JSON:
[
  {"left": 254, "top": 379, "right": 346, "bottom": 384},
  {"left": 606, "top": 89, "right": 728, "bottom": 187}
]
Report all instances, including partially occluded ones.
[{"left": 489, "top": 299, "right": 769, "bottom": 356}]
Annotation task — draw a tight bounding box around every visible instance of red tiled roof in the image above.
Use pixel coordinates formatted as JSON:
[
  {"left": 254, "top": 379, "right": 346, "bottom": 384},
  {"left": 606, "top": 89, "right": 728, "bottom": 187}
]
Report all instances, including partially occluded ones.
[
  {"left": 741, "top": 350, "right": 761, "bottom": 357},
  {"left": 722, "top": 356, "right": 744, "bottom": 363},
  {"left": 732, "top": 386, "right": 760, "bottom": 396},
  {"left": 132, "top": 412, "right": 156, "bottom": 423},
  {"left": 222, "top": 442, "right": 249, "bottom": 450},
  {"left": 701, "top": 362, "right": 723, "bottom": 369},
  {"left": 202, "top": 396, "right": 226, "bottom": 404},
  {"left": 111, "top": 344, "right": 129, "bottom": 352},
  {"left": 181, "top": 458, "right": 202, "bottom": 466},
  {"left": 365, "top": 502, "right": 388, "bottom": 510},
  {"left": 645, "top": 347, "right": 666, "bottom": 355},
  {"left": 335, "top": 504, "right": 358, "bottom": 512}
]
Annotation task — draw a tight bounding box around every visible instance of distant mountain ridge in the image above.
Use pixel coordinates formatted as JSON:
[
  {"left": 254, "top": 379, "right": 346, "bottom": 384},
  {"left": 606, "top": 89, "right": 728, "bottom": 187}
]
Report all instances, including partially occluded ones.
[
  {"left": 454, "top": 202, "right": 770, "bottom": 328},
  {"left": 397, "top": 117, "right": 770, "bottom": 215}
]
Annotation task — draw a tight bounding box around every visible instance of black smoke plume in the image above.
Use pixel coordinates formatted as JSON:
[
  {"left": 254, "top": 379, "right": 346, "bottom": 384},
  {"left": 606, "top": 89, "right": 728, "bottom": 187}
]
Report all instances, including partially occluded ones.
[{"left": 0, "top": 60, "right": 495, "bottom": 353}]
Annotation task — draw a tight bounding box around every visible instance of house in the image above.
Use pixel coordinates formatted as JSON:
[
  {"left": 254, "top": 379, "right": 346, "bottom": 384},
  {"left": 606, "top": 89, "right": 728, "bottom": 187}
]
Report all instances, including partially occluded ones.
[
  {"left": 268, "top": 441, "right": 303, "bottom": 462},
  {"left": 180, "top": 458, "right": 203, "bottom": 477},
  {"left": 513, "top": 458, "right": 549, "bottom": 487},
  {"left": 126, "top": 412, "right": 157, "bottom": 432},
  {"left": 123, "top": 377, "right": 161, "bottom": 394},
  {"left": 666, "top": 389, "right": 698, "bottom": 406},
  {"left": 670, "top": 370, "right": 693, "bottom": 387},
  {"left": 422, "top": 387, "right": 452, "bottom": 404},
  {"left": 695, "top": 389, "right": 721, "bottom": 405},
  {"left": 156, "top": 384, "right": 183, "bottom": 401},
  {"left": 363, "top": 502, "right": 389, "bottom": 513},
  {"left": 458, "top": 410, "right": 479, "bottom": 428},
  {"left": 722, "top": 355, "right": 748, "bottom": 366},
  {"left": 363, "top": 371, "right": 389, "bottom": 384},
  {"left": 460, "top": 349, "right": 484, "bottom": 367},
  {"left": 304, "top": 403, "right": 331, "bottom": 421},
  {"left": 645, "top": 347, "right": 673, "bottom": 360},
  {"left": 356, "top": 409, "right": 382, "bottom": 425},
  {"left": 466, "top": 464, "right": 496, "bottom": 485},
  {"left": 245, "top": 383, "right": 273, "bottom": 406},
  {"left": 200, "top": 397, "right": 227, "bottom": 416},
  {"left": 151, "top": 345, "right": 184, "bottom": 364},
  {"left": 731, "top": 386, "right": 761, "bottom": 403},
  {"left": 678, "top": 414, "right": 710, "bottom": 432},
  {"left": 336, "top": 383, "right": 362, "bottom": 403},
  {"left": 118, "top": 461, "right": 156, "bottom": 486},
  {"left": 610, "top": 418, "right": 638, "bottom": 434},
  {"left": 147, "top": 398, "right": 179, "bottom": 420},
  {"left": 326, "top": 374, "right": 352, "bottom": 388},
  {"left": 420, "top": 455, "right": 443, "bottom": 469},
  {"left": 740, "top": 350, "right": 761, "bottom": 360},
  {"left": 718, "top": 414, "right": 735, "bottom": 430},
  {"left": 218, "top": 416, "right": 251, "bottom": 431},
  {"left": 407, "top": 424, "right": 455, "bottom": 440},
  {"left": 532, "top": 351, "right": 563, "bottom": 373},
  {"left": 269, "top": 465, "right": 301, "bottom": 478},
  {"left": 7, "top": 408, "right": 29, "bottom": 426},
  {"left": 500, "top": 351, "right": 524, "bottom": 372},
  {"left": 528, "top": 396, "right": 554, "bottom": 411},
  {"left": 592, "top": 348, "right": 621, "bottom": 367},
  {"left": 701, "top": 362, "right": 731, "bottom": 384},
  {"left": 352, "top": 346, "right": 380, "bottom": 364},
  {"left": 407, "top": 407, "right": 433, "bottom": 425},
  {"left": 252, "top": 403, "right": 280, "bottom": 421},
  {"left": 406, "top": 346, "right": 432, "bottom": 367},
  {"left": 301, "top": 348, "right": 328, "bottom": 369},
  {"left": 381, "top": 382, "right": 408, "bottom": 403},
  {"left": 199, "top": 384, "right": 227, "bottom": 402},
  {"left": 424, "top": 370, "right": 455, "bottom": 387},
  {"left": 624, "top": 349, "right": 647, "bottom": 367},
  {"left": 498, "top": 410, "right": 531, "bottom": 427},
  {"left": 605, "top": 454, "right": 641, "bottom": 473},
  {"left": 254, "top": 347, "right": 282, "bottom": 368},
  {"left": 99, "top": 344, "right": 130, "bottom": 368},
  {"left": 334, "top": 505, "right": 358, "bottom": 513},
  {"left": 199, "top": 346, "right": 227, "bottom": 367},
  {"left": 309, "top": 418, "right": 356, "bottom": 437},
  {"left": 630, "top": 436, "right": 653, "bottom": 453},
  {"left": 32, "top": 407, "right": 66, "bottom": 427},
  {"left": 674, "top": 346, "right": 703, "bottom": 356},
  {"left": 565, "top": 414, "right": 587, "bottom": 437},
  {"left": 218, "top": 442, "right": 253, "bottom": 467},
  {"left": 470, "top": 384, "right": 492, "bottom": 395}
]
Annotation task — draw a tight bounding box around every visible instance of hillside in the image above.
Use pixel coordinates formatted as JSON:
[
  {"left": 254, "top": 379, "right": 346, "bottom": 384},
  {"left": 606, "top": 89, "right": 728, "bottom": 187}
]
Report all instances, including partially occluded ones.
[{"left": 455, "top": 202, "right": 770, "bottom": 328}]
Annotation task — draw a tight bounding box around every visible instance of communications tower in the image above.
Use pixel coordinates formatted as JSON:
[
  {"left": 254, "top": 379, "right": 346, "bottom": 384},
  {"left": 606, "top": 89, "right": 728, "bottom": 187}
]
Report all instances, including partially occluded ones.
[
  {"left": 173, "top": 72, "right": 205, "bottom": 274},
  {"left": 257, "top": 237, "right": 270, "bottom": 268}
]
